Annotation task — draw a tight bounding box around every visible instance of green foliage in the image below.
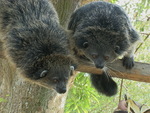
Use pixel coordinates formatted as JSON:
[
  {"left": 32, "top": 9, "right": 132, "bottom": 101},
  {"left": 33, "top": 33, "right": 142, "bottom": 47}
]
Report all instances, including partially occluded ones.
[
  {"left": 65, "top": 0, "right": 150, "bottom": 112},
  {"left": 0, "top": 98, "right": 7, "bottom": 103},
  {"left": 109, "top": 0, "right": 118, "bottom": 3},
  {"left": 135, "top": 35, "right": 150, "bottom": 63},
  {"left": 65, "top": 77, "right": 150, "bottom": 113},
  {"left": 65, "top": 73, "right": 93, "bottom": 113}
]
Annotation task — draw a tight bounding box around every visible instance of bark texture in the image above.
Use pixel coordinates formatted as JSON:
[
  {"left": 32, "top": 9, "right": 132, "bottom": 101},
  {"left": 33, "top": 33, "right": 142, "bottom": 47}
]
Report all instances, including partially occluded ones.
[{"left": 51, "top": 0, "right": 80, "bottom": 28}]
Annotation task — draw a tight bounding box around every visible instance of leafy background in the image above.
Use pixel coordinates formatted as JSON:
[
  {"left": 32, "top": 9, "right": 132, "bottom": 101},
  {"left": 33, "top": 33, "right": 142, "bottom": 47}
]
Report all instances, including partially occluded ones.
[{"left": 65, "top": 0, "right": 150, "bottom": 112}]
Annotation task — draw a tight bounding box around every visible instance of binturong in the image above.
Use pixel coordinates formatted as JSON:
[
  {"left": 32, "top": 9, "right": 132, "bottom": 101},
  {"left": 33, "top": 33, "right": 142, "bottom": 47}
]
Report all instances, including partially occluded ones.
[
  {"left": 68, "top": 1, "right": 140, "bottom": 96},
  {"left": 0, "top": 0, "right": 75, "bottom": 94}
]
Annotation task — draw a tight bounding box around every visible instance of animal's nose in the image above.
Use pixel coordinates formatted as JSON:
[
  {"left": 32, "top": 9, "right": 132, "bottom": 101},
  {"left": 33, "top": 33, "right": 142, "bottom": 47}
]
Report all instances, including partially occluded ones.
[
  {"left": 95, "top": 64, "right": 104, "bottom": 69},
  {"left": 58, "top": 87, "right": 66, "bottom": 94}
]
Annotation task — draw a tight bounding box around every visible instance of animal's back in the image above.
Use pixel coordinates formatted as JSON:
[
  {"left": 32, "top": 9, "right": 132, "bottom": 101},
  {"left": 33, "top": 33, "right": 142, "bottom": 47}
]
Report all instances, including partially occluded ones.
[
  {"left": 0, "top": 0, "right": 59, "bottom": 33},
  {"left": 68, "top": 1, "right": 132, "bottom": 34}
]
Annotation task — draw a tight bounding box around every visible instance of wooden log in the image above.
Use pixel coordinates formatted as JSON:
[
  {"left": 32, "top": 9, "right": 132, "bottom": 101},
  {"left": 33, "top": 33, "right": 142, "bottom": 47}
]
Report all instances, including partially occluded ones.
[{"left": 76, "top": 60, "right": 150, "bottom": 83}]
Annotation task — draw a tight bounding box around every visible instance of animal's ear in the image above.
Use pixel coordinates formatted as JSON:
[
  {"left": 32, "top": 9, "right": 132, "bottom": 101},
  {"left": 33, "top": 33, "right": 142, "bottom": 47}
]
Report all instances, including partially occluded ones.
[
  {"left": 83, "top": 42, "right": 89, "bottom": 48},
  {"left": 75, "top": 38, "right": 88, "bottom": 49},
  {"left": 129, "top": 29, "right": 141, "bottom": 43},
  {"left": 114, "top": 45, "right": 120, "bottom": 54},
  {"left": 72, "top": 63, "right": 78, "bottom": 70},
  {"left": 70, "top": 65, "right": 75, "bottom": 76},
  {"left": 68, "top": 9, "right": 82, "bottom": 32},
  {"left": 115, "top": 40, "right": 129, "bottom": 55},
  {"left": 40, "top": 70, "right": 48, "bottom": 78},
  {"left": 70, "top": 66, "right": 74, "bottom": 71}
]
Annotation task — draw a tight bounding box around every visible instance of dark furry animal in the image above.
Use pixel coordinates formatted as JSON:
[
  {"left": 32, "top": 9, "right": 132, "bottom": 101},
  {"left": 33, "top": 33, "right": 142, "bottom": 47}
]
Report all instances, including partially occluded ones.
[
  {"left": 0, "top": 0, "right": 75, "bottom": 94},
  {"left": 68, "top": 1, "right": 140, "bottom": 96}
]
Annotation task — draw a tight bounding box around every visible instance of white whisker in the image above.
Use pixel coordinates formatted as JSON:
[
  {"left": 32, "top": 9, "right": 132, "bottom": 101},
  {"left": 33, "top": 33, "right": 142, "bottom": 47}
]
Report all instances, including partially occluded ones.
[
  {"left": 106, "top": 65, "right": 125, "bottom": 79},
  {"left": 103, "top": 67, "right": 110, "bottom": 81}
]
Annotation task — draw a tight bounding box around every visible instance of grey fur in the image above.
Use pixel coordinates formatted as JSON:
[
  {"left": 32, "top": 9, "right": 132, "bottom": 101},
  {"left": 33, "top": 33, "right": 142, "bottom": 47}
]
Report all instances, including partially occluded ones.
[
  {"left": 0, "top": 0, "right": 74, "bottom": 94},
  {"left": 68, "top": 1, "right": 140, "bottom": 96}
]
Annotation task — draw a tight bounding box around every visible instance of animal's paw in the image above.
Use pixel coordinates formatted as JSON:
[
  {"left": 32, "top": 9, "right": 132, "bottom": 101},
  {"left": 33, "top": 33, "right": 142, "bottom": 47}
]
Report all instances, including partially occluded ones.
[{"left": 122, "top": 56, "right": 134, "bottom": 69}]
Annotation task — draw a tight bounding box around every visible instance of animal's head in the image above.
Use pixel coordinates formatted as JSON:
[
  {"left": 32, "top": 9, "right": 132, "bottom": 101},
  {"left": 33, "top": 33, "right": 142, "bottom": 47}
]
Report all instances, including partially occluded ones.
[
  {"left": 72, "top": 27, "right": 132, "bottom": 69},
  {"left": 22, "top": 55, "right": 75, "bottom": 94},
  {"left": 7, "top": 25, "right": 76, "bottom": 94},
  {"left": 69, "top": 4, "right": 140, "bottom": 69},
  {"left": 68, "top": 1, "right": 140, "bottom": 69}
]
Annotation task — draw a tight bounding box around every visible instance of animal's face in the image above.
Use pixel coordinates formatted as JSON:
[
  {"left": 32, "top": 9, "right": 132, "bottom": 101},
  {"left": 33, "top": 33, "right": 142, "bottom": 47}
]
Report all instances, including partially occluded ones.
[
  {"left": 22, "top": 55, "right": 75, "bottom": 94},
  {"left": 74, "top": 29, "right": 130, "bottom": 69},
  {"left": 7, "top": 27, "right": 75, "bottom": 94}
]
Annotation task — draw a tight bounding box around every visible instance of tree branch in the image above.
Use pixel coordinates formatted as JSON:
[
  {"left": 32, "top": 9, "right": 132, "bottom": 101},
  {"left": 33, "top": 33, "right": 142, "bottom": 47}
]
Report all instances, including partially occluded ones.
[{"left": 76, "top": 60, "right": 150, "bottom": 83}]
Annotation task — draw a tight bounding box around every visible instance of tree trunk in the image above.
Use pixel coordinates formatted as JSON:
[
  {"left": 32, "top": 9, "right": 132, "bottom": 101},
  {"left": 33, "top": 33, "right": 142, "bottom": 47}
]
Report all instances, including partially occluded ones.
[
  {"left": 51, "top": 0, "right": 80, "bottom": 28},
  {"left": 0, "top": 0, "right": 80, "bottom": 113}
]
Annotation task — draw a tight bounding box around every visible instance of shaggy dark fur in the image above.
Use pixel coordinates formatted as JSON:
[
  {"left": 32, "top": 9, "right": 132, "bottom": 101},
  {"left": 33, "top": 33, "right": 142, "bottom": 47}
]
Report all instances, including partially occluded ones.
[
  {"left": 68, "top": 1, "right": 140, "bottom": 96},
  {"left": 0, "top": 0, "right": 75, "bottom": 94},
  {"left": 90, "top": 72, "right": 117, "bottom": 96}
]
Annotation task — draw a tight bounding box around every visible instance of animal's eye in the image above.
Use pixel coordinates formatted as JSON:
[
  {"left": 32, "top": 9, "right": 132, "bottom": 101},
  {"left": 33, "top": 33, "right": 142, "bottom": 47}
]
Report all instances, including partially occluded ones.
[
  {"left": 83, "top": 42, "right": 89, "bottom": 48},
  {"left": 52, "top": 78, "right": 59, "bottom": 83},
  {"left": 91, "top": 53, "right": 98, "bottom": 59},
  {"left": 104, "top": 56, "right": 109, "bottom": 60},
  {"left": 115, "top": 46, "right": 120, "bottom": 53},
  {"left": 40, "top": 70, "right": 48, "bottom": 78}
]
